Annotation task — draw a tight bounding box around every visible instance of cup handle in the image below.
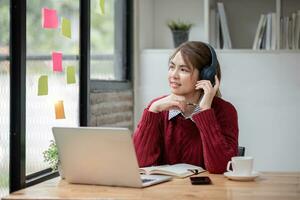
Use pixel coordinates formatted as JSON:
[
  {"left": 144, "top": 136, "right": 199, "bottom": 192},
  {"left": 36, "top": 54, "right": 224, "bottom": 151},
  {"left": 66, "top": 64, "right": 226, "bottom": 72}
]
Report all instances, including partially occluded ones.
[{"left": 226, "top": 161, "right": 233, "bottom": 172}]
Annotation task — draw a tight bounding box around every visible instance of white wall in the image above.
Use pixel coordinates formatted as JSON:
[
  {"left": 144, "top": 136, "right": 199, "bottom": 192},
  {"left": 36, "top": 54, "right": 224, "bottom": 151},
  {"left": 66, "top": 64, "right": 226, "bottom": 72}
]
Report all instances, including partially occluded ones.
[
  {"left": 135, "top": 49, "right": 300, "bottom": 171},
  {"left": 139, "top": 0, "right": 205, "bottom": 49},
  {"left": 139, "top": 0, "right": 154, "bottom": 49}
]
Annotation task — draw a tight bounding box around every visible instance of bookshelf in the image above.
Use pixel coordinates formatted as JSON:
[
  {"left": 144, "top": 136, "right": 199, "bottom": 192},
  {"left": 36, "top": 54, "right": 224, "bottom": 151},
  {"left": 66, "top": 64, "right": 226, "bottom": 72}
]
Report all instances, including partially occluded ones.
[
  {"left": 138, "top": 0, "right": 300, "bottom": 50},
  {"left": 206, "top": 0, "right": 300, "bottom": 50},
  {"left": 207, "top": 0, "right": 277, "bottom": 49}
]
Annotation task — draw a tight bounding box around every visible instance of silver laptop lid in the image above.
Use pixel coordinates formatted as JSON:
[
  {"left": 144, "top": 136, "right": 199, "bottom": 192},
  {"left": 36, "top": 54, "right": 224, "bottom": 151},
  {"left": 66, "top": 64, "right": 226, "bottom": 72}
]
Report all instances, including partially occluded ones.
[{"left": 52, "top": 127, "right": 143, "bottom": 187}]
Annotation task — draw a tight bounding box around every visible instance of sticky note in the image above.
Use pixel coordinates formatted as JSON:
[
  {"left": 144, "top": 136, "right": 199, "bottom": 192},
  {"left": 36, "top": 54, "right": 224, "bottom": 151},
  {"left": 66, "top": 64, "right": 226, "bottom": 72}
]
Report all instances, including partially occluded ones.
[
  {"left": 38, "top": 75, "right": 48, "bottom": 96},
  {"left": 66, "top": 66, "right": 76, "bottom": 84},
  {"left": 54, "top": 100, "right": 65, "bottom": 119},
  {"left": 42, "top": 8, "right": 59, "bottom": 29},
  {"left": 100, "top": 0, "right": 105, "bottom": 15},
  {"left": 52, "top": 52, "right": 63, "bottom": 72},
  {"left": 61, "top": 17, "right": 71, "bottom": 38}
]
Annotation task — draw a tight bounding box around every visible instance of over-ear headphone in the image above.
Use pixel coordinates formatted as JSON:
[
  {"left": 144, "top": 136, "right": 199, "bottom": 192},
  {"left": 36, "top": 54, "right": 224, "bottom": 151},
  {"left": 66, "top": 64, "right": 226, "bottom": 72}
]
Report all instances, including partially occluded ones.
[{"left": 200, "top": 43, "right": 217, "bottom": 85}]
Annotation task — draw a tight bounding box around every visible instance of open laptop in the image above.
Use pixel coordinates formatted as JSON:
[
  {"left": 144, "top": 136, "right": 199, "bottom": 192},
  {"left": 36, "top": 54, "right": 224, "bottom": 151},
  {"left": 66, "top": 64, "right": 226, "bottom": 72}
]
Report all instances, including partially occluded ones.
[{"left": 52, "top": 127, "right": 171, "bottom": 188}]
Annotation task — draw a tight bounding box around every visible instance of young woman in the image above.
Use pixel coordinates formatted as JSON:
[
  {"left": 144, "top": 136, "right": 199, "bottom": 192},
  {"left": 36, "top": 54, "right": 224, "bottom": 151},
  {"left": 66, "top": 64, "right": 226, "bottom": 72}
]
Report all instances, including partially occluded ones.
[{"left": 133, "top": 41, "right": 238, "bottom": 174}]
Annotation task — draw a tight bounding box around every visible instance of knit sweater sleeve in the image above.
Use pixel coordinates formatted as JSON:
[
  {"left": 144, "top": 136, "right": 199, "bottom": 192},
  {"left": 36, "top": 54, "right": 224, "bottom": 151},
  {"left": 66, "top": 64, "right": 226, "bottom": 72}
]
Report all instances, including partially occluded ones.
[
  {"left": 192, "top": 99, "right": 239, "bottom": 174},
  {"left": 133, "top": 98, "right": 164, "bottom": 167}
]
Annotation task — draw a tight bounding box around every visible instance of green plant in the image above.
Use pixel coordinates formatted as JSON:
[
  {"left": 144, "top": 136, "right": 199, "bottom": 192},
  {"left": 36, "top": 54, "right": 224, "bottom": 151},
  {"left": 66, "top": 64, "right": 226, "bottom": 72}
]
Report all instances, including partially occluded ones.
[
  {"left": 43, "top": 140, "right": 59, "bottom": 171},
  {"left": 167, "top": 20, "right": 193, "bottom": 31}
]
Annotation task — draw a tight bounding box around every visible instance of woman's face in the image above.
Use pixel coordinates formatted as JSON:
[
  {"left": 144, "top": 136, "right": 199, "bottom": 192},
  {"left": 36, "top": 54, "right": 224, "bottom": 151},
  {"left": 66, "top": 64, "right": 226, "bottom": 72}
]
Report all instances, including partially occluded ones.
[{"left": 168, "top": 51, "right": 199, "bottom": 97}]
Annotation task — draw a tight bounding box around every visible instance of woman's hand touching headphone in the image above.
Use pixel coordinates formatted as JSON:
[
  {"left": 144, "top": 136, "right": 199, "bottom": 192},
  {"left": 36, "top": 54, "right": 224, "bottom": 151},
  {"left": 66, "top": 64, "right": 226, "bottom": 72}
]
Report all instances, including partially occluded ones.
[{"left": 195, "top": 75, "right": 220, "bottom": 110}]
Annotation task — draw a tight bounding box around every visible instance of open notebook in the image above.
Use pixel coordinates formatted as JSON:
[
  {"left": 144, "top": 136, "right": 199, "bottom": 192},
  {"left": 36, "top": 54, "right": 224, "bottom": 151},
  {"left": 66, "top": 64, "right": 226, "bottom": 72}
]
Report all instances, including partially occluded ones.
[{"left": 140, "top": 163, "right": 205, "bottom": 178}]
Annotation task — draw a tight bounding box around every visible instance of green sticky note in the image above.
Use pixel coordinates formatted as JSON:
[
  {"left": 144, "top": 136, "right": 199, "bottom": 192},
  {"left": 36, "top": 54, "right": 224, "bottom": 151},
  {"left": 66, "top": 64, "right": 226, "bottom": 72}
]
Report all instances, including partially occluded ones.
[
  {"left": 66, "top": 66, "right": 76, "bottom": 84},
  {"left": 61, "top": 17, "right": 71, "bottom": 38},
  {"left": 100, "top": 0, "right": 105, "bottom": 15},
  {"left": 38, "top": 75, "right": 48, "bottom": 96}
]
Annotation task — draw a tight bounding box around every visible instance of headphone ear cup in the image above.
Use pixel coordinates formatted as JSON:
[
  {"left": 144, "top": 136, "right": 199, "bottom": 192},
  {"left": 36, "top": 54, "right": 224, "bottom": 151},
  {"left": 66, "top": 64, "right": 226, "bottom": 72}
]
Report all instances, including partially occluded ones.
[
  {"left": 199, "top": 43, "right": 217, "bottom": 86},
  {"left": 201, "top": 66, "right": 216, "bottom": 85}
]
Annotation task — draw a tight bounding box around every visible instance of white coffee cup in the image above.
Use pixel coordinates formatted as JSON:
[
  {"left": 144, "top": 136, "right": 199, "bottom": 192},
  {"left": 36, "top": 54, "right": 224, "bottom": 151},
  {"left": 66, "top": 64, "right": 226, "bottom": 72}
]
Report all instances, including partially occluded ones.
[{"left": 226, "top": 156, "right": 254, "bottom": 176}]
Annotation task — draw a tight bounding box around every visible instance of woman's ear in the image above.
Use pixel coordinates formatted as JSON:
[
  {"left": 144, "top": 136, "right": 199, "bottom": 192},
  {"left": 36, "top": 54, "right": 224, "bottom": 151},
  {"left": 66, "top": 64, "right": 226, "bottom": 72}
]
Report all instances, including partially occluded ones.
[{"left": 216, "top": 89, "right": 222, "bottom": 97}]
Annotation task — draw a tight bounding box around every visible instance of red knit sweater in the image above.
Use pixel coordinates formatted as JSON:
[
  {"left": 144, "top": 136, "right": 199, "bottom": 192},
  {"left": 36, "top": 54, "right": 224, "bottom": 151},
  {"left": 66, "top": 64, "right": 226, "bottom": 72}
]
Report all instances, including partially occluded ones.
[{"left": 133, "top": 96, "right": 239, "bottom": 174}]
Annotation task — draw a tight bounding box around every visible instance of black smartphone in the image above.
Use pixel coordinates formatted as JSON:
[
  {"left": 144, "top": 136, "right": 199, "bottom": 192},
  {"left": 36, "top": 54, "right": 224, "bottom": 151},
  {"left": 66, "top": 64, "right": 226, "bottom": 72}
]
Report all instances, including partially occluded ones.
[{"left": 190, "top": 176, "right": 212, "bottom": 185}]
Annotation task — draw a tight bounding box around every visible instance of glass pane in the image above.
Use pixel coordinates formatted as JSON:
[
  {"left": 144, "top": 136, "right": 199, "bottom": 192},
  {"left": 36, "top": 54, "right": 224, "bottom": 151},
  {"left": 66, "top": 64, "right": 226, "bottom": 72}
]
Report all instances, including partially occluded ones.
[
  {"left": 0, "top": 62, "right": 9, "bottom": 198},
  {"left": 0, "top": 61, "right": 10, "bottom": 197},
  {"left": 0, "top": 0, "right": 10, "bottom": 198},
  {"left": 26, "top": 0, "right": 79, "bottom": 175},
  {"left": 91, "top": 0, "right": 114, "bottom": 54},
  {"left": 27, "top": 1, "right": 79, "bottom": 54},
  {"left": 90, "top": 60, "right": 114, "bottom": 80},
  {"left": 90, "top": 0, "right": 125, "bottom": 80}
]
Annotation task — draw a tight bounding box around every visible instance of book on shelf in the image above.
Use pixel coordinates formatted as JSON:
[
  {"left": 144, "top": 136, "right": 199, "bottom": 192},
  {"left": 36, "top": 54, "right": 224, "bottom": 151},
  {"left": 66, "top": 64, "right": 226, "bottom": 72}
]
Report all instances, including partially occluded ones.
[
  {"left": 261, "top": 24, "right": 267, "bottom": 49},
  {"left": 216, "top": 12, "right": 221, "bottom": 49},
  {"left": 276, "top": 0, "right": 281, "bottom": 49},
  {"left": 212, "top": 10, "right": 223, "bottom": 49},
  {"left": 253, "top": 15, "right": 266, "bottom": 50},
  {"left": 291, "top": 13, "right": 296, "bottom": 49},
  {"left": 139, "top": 163, "right": 205, "bottom": 178},
  {"left": 210, "top": 8, "right": 221, "bottom": 49},
  {"left": 279, "top": 10, "right": 300, "bottom": 50},
  {"left": 210, "top": 8, "right": 217, "bottom": 48},
  {"left": 295, "top": 10, "right": 300, "bottom": 49},
  {"left": 288, "top": 17, "right": 293, "bottom": 49},
  {"left": 264, "top": 12, "right": 278, "bottom": 50},
  {"left": 265, "top": 13, "right": 272, "bottom": 50},
  {"left": 291, "top": 11, "right": 300, "bottom": 49},
  {"left": 271, "top": 13, "right": 277, "bottom": 50},
  {"left": 283, "top": 16, "right": 289, "bottom": 49},
  {"left": 251, "top": 12, "right": 299, "bottom": 50},
  {"left": 255, "top": 14, "right": 268, "bottom": 50},
  {"left": 280, "top": 17, "right": 284, "bottom": 48},
  {"left": 217, "top": 2, "right": 232, "bottom": 49}
]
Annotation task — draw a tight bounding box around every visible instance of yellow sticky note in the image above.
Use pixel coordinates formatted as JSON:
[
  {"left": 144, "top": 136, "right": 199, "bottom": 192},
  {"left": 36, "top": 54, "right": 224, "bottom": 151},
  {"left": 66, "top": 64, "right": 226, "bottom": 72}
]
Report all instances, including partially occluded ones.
[
  {"left": 54, "top": 100, "right": 66, "bottom": 119},
  {"left": 100, "top": 0, "right": 105, "bottom": 15},
  {"left": 66, "top": 66, "right": 76, "bottom": 84},
  {"left": 61, "top": 17, "right": 71, "bottom": 38},
  {"left": 38, "top": 75, "right": 48, "bottom": 96}
]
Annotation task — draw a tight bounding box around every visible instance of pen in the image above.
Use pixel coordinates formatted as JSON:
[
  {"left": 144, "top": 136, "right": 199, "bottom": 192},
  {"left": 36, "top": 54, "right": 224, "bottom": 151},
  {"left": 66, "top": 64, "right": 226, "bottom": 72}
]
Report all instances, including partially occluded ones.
[{"left": 188, "top": 169, "right": 199, "bottom": 175}]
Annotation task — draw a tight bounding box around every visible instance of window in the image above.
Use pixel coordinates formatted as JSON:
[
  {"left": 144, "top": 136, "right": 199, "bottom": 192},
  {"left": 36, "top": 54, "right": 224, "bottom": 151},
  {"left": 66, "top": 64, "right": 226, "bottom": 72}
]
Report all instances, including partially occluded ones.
[
  {"left": 26, "top": 0, "right": 79, "bottom": 175},
  {"left": 0, "top": 0, "right": 10, "bottom": 197},
  {"left": 90, "top": 0, "right": 129, "bottom": 80},
  {"left": 7, "top": 0, "right": 131, "bottom": 193}
]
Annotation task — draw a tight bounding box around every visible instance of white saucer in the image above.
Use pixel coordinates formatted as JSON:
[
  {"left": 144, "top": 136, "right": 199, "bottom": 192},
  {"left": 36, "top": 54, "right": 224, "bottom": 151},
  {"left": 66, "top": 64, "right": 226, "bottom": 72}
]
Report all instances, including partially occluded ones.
[{"left": 224, "top": 171, "right": 260, "bottom": 181}]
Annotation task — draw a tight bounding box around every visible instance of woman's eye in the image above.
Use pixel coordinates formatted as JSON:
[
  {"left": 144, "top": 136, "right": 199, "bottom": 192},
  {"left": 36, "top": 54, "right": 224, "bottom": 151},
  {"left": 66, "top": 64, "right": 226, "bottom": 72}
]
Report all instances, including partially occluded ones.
[
  {"left": 181, "top": 68, "right": 189, "bottom": 72},
  {"left": 169, "top": 65, "right": 175, "bottom": 70}
]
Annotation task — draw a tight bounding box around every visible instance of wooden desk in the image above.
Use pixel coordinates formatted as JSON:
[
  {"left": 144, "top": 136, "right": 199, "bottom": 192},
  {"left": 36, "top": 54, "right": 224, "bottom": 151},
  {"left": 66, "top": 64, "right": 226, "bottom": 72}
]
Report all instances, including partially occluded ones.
[{"left": 3, "top": 172, "right": 300, "bottom": 200}]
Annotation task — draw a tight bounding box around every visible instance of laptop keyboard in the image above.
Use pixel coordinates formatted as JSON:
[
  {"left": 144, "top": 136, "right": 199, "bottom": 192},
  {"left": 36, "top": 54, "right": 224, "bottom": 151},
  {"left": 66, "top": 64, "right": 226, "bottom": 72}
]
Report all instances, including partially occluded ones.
[{"left": 142, "top": 178, "right": 154, "bottom": 183}]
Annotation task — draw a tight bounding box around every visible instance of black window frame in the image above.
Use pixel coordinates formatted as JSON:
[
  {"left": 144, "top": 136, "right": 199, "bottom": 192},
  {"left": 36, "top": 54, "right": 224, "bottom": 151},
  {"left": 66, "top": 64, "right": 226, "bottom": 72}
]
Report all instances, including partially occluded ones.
[{"left": 9, "top": 0, "right": 132, "bottom": 193}]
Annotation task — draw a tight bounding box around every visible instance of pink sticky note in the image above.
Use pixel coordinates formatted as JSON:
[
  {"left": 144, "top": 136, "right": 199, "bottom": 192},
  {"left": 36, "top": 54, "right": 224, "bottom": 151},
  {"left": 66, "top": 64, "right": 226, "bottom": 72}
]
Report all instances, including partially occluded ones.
[
  {"left": 52, "top": 52, "right": 63, "bottom": 72},
  {"left": 42, "top": 8, "right": 59, "bottom": 29}
]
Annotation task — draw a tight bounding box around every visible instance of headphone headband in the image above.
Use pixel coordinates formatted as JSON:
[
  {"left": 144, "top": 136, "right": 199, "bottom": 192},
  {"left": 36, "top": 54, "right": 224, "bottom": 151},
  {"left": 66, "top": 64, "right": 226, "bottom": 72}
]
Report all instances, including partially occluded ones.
[
  {"left": 200, "top": 43, "right": 217, "bottom": 85},
  {"left": 204, "top": 43, "right": 217, "bottom": 69}
]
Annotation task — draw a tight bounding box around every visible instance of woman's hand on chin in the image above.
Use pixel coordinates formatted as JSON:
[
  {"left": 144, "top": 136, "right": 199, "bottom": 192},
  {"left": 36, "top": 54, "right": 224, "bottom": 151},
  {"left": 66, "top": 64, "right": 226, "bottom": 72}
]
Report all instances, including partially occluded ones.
[
  {"left": 195, "top": 75, "right": 220, "bottom": 110},
  {"left": 149, "top": 94, "right": 187, "bottom": 113}
]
